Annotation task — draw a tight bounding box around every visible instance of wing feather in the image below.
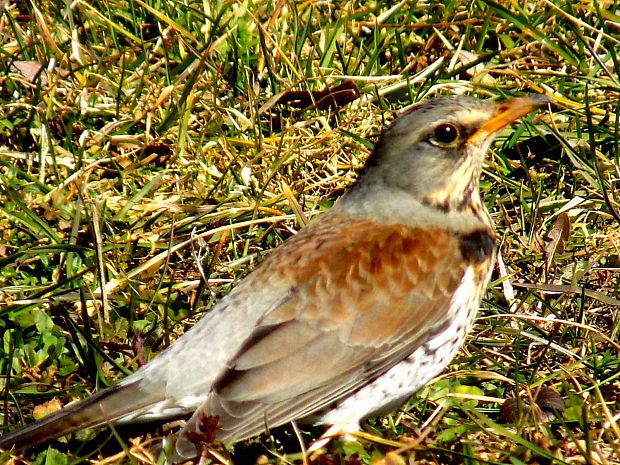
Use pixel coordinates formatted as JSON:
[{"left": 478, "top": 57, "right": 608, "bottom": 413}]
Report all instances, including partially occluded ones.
[{"left": 176, "top": 213, "right": 471, "bottom": 452}]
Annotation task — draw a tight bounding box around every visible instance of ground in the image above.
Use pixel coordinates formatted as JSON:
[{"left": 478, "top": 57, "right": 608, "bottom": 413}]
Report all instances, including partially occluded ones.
[{"left": 0, "top": 1, "right": 619, "bottom": 464}]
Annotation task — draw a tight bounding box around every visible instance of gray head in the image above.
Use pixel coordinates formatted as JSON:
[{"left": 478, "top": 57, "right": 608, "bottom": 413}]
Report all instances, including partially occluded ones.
[{"left": 360, "top": 96, "right": 548, "bottom": 213}]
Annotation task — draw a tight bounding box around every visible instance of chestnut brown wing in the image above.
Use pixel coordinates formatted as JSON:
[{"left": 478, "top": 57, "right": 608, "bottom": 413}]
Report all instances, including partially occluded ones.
[{"left": 176, "top": 213, "right": 472, "bottom": 452}]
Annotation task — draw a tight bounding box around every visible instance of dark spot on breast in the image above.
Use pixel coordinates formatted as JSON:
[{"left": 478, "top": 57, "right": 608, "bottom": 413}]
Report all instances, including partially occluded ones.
[{"left": 459, "top": 229, "right": 496, "bottom": 263}]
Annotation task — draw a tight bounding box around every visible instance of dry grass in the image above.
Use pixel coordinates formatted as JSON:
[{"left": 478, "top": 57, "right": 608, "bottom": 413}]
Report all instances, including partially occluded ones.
[{"left": 0, "top": 1, "right": 619, "bottom": 464}]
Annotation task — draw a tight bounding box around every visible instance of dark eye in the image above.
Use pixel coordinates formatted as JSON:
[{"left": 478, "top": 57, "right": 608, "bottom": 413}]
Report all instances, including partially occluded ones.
[{"left": 431, "top": 123, "right": 460, "bottom": 145}]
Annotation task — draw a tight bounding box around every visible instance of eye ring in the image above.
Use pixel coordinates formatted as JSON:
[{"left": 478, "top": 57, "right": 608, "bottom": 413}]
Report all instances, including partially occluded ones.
[{"left": 430, "top": 122, "right": 460, "bottom": 146}]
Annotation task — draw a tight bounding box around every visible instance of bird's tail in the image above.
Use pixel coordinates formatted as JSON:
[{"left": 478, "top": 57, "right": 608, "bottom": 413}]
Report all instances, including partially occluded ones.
[{"left": 0, "top": 379, "right": 162, "bottom": 452}]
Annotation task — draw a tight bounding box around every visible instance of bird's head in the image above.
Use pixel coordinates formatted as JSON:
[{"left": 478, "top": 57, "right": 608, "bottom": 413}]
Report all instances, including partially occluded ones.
[{"left": 363, "top": 96, "right": 548, "bottom": 213}]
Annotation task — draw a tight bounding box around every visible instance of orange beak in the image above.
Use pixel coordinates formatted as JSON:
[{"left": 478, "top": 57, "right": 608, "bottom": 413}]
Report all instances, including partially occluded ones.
[{"left": 469, "top": 95, "right": 549, "bottom": 143}]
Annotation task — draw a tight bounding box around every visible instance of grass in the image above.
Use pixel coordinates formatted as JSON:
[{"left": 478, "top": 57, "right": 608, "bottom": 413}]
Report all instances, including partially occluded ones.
[{"left": 1, "top": 0, "right": 619, "bottom": 464}]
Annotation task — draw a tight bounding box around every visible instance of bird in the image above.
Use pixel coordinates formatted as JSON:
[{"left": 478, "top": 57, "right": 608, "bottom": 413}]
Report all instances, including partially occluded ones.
[{"left": 0, "top": 95, "right": 548, "bottom": 461}]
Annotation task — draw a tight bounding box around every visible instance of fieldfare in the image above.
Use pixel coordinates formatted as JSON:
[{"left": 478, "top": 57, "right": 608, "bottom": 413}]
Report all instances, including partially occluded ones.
[{"left": 0, "top": 95, "right": 548, "bottom": 460}]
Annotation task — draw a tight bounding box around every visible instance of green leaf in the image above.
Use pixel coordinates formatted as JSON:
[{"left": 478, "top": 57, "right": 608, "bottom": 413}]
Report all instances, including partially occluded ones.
[
  {"left": 34, "top": 309, "right": 55, "bottom": 334},
  {"left": 34, "top": 448, "right": 68, "bottom": 465},
  {"left": 437, "top": 424, "right": 469, "bottom": 442}
]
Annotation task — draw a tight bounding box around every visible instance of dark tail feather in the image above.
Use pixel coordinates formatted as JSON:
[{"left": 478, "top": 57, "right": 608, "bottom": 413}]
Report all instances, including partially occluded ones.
[{"left": 0, "top": 380, "right": 161, "bottom": 452}]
